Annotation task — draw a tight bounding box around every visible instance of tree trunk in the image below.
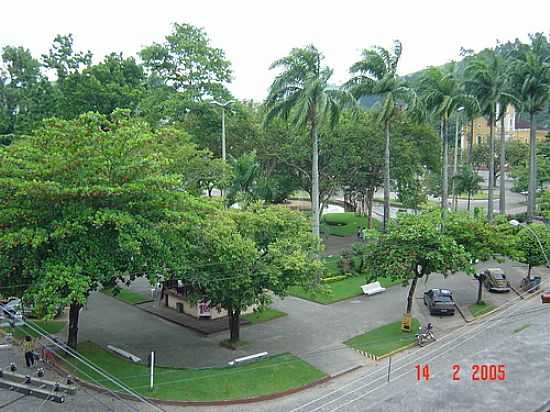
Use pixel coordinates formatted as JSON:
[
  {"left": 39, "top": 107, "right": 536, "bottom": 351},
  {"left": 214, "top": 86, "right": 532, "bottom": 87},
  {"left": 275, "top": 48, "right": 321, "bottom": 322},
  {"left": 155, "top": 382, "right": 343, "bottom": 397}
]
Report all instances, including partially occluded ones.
[
  {"left": 67, "top": 301, "right": 82, "bottom": 350},
  {"left": 383, "top": 120, "right": 391, "bottom": 232},
  {"left": 441, "top": 118, "right": 449, "bottom": 212},
  {"left": 366, "top": 188, "right": 374, "bottom": 229},
  {"left": 527, "top": 112, "right": 537, "bottom": 221},
  {"left": 468, "top": 118, "right": 474, "bottom": 165},
  {"left": 406, "top": 276, "right": 419, "bottom": 314},
  {"left": 499, "top": 114, "right": 506, "bottom": 215},
  {"left": 528, "top": 264, "right": 532, "bottom": 281},
  {"left": 452, "top": 114, "right": 460, "bottom": 211},
  {"left": 477, "top": 278, "right": 483, "bottom": 304},
  {"left": 467, "top": 192, "right": 472, "bottom": 212},
  {"left": 487, "top": 111, "right": 495, "bottom": 222},
  {"left": 311, "top": 112, "right": 320, "bottom": 239},
  {"left": 228, "top": 308, "right": 241, "bottom": 342}
]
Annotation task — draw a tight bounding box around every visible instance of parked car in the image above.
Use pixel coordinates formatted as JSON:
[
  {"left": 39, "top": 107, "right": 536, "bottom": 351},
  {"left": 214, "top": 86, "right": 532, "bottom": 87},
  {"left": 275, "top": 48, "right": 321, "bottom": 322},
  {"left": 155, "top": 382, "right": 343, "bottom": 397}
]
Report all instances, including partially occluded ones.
[
  {"left": 423, "top": 289, "right": 456, "bottom": 316},
  {"left": 483, "top": 268, "right": 511, "bottom": 293}
]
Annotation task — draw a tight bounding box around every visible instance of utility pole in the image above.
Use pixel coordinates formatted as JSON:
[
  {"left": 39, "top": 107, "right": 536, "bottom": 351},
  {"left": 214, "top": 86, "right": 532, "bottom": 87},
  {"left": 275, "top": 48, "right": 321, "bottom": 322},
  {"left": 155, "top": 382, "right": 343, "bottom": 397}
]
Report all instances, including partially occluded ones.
[{"left": 209, "top": 99, "right": 235, "bottom": 162}]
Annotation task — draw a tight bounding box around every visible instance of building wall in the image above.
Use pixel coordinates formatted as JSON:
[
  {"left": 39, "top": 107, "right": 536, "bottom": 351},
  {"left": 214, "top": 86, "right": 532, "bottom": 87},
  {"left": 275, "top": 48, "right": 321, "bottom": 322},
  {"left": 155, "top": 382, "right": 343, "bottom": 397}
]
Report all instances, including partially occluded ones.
[
  {"left": 461, "top": 104, "right": 547, "bottom": 148},
  {"left": 165, "top": 289, "right": 255, "bottom": 320}
]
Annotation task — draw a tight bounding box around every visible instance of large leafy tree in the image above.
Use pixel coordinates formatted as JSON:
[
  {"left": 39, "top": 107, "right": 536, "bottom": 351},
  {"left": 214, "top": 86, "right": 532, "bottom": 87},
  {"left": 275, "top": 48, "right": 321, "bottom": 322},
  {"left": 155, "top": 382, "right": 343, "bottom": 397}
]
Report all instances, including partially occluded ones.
[
  {"left": 346, "top": 40, "right": 414, "bottom": 231},
  {"left": 60, "top": 53, "right": 146, "bottom": 119},
  {"left": 510, "top": 34, "right": 550, "bottom": 220},
  {"left": 363, "top": 213, "right": 471, "bottom": 317},
  {"left": 0, "top": 110, "right": 219, "bottom": 348},
  {"left": 442, "top": 212, "right": 508, "bottom": 303},
  {"left": 0, "top": 46, "right": 59, "bottom": 135},
  {"left": 265, "top": 45, "right": 352, "bottom": 239},
  {"left": 514, "top": 224, "right": 550, "bottom": 279},
  {"left": 41, "top": 34, "right": 92, "bottom": 81},
  {"left": 139, "top": 22, "right": 232, "bottom": 101},
  {"left": 465, "top": 50, "right": 512, "bottom": 220},
  {"left": 418, "top": 63, "right": 476, "bottom": 214},
  {"left": 181, "top": 205, "right": 320, "bottom": 342}
]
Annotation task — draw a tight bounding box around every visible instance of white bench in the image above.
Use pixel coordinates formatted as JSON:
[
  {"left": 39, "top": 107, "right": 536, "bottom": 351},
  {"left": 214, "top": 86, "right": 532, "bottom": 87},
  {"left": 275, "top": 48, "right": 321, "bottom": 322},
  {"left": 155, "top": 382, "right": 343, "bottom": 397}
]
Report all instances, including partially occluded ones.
[{"left": 361, "top": 281, "right": 386, "bottom": 296}]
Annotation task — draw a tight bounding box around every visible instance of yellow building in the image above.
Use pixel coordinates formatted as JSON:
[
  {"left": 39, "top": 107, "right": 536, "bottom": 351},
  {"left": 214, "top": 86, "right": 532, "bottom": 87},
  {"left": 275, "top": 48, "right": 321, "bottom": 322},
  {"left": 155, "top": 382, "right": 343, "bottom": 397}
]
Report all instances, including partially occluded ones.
[{"left": 461, "top": 104, "right": 549, "bottom": 148}]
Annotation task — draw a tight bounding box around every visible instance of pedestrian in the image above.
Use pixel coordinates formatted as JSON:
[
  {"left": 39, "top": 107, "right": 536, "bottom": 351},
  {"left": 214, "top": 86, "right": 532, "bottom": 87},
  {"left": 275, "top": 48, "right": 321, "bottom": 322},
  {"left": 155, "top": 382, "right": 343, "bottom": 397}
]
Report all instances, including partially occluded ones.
[{"left": 22, "top": 335, "right": 35, "bottom": 368}]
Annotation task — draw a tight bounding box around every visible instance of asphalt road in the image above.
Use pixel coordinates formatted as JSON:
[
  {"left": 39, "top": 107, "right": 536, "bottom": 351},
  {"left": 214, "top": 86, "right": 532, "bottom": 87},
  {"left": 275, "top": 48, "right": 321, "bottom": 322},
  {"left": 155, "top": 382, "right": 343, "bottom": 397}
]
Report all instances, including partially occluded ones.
[{"left": 190, "top": 291, "right": 550, "bottom": 412}]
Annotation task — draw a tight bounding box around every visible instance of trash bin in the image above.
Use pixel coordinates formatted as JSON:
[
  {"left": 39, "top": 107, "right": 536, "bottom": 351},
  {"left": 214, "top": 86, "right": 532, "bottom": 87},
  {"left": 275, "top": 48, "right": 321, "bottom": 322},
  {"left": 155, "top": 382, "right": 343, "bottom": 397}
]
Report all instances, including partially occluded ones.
[{"left": 176, "top": 302, "right": 184, "bottom": 313}]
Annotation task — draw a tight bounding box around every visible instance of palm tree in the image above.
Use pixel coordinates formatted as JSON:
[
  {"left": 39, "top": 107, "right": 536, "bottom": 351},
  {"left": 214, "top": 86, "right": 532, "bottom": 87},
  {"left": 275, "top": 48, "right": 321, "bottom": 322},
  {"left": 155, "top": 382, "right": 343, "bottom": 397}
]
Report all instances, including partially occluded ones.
[
  {"left": 346, "top": 40, "right": 413, "bottom": 231},
  {"left": 510, "top": 34, "right": 550, "bottom": 221},
  {"left": 465, "top": 50, "right": 512, "bottom": 221},
  {"left": 418, "top": 63, "right": 476, "bottom": 213},
  {"left": 265, "top": 45, "right": 353, "bottom": 239}
]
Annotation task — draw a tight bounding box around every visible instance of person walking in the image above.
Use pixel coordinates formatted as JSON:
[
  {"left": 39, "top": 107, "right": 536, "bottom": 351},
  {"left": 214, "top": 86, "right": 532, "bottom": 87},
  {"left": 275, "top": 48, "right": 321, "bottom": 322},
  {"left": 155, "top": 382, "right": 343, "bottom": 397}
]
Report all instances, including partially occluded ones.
[{"left": 22, "top": 335, "right": 35, "bottom": 368}]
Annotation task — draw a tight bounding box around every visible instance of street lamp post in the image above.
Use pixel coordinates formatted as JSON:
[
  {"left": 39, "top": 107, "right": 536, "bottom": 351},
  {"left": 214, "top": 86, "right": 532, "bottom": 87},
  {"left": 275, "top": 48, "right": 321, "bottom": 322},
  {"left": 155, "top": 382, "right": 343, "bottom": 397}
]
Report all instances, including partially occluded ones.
[
  {"left": 509, "top": 219, "right": 550, "bottom": 280},
  {"left": 209, "top": 100, "right": 235, "bottom": 162}
]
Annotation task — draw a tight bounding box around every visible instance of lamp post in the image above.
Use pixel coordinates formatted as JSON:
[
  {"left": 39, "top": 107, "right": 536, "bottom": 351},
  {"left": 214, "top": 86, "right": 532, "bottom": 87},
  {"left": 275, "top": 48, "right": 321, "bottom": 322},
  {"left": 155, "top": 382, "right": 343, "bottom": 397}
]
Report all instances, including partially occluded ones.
[
  {"left": 209, "top": 99, "right": 235, "bottom": 162},
  {"left": 510, "top": 219, "right": 550, "bottom": 281}
]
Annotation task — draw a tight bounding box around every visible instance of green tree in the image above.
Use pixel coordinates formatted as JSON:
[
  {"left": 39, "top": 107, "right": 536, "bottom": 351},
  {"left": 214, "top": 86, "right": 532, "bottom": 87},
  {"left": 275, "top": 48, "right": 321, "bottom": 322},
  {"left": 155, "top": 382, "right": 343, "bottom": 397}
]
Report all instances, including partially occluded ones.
[
  {"left": 0, "top": 46, "right": 59, "bottom": 135},
  {"left": 265, "top": 45, "right": 353, "bottom": 240},
  {"left": 181, "top": 205, "right": 320, "bottom": 342},
  {"left": 0, "top": 110, "right": 218, "bottom": 348},
  {"left": 347, "top": 40, "right": 414, "bottom": 231},
  {"left": 510, "top": 34, "right": 550, "bottom": 220},
  {"left": 363, "top": 214, "right": 471, "bottom": 317},
  {"left": 514, "top": 224, "right": 550, "bottom": 279},
  {"left": 42, "top": 34, "right": 92, "bottom": 80},
  {"left": 453, "top": 165, "right": 484, "bottom": 211},
  {"left": 442, "top": 212, "right": 507, "bottom": 303},
  {"left": 60, "top": 53, "right": 146, "bottom": 118},
  {"left": 139, "top": 22, "right": 232, "bottom": 101}
]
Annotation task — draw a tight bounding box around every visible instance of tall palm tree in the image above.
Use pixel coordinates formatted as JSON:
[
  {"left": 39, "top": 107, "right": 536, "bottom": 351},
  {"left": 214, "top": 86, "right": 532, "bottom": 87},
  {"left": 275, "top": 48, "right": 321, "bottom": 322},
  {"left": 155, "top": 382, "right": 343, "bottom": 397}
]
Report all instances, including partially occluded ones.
[
  {"left": 265, "top": 45, "right": 353, "bottom": 239},
  {"left": 346, "top": 40, "right": 413, "bottom": 231},
  {"left": 510, "top": 34, "right": 550, "bottom": 221},
  {"left": 418, "top": 63, "right": 476, "bottom": 213},
  {"left": 465, "top": 50, "right": 512, "bottom": 221}
]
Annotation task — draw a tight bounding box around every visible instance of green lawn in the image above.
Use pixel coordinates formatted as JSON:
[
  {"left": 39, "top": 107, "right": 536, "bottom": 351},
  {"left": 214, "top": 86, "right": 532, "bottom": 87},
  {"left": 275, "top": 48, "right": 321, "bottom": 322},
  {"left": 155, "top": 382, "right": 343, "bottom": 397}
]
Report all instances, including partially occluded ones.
[
  {"left": 243, "top": 307, "right": 287, "bottom": 324},
  {"left": 469, "top": 301, "right": 495, "bottom": 317},
  {"left": 101, "top": 288, "right": 152, "bottom": 305},
  {"left": 288, "top": 276, "right": 402, "bottom": 304},
  {"left": 2, "top": 319, "right": 66, "bottom": 339},
  {"left": 65, "top": 342, "right": 325, "bottom": 401},
  {"left": 344, "top": 319, "right": 420, "bottom": 357},
  {"left": 322, "top": 255, "right": 340, "bottom": 275},
  {"left": 321, "top": 212, "right": 379, "bottom": 237}
]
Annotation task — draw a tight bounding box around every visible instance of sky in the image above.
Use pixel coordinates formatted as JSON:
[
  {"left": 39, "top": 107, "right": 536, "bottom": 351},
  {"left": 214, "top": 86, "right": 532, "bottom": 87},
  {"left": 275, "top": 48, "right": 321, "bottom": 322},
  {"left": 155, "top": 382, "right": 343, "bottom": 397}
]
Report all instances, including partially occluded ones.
[{"left": 2, "top": 0, "right": 549, "bottom": 101}]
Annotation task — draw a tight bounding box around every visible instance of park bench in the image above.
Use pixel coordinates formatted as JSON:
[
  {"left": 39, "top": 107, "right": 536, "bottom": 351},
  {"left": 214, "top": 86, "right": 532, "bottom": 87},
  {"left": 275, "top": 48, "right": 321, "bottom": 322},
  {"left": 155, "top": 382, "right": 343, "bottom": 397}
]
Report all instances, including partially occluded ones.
[{"left": 361, "top": 281, "right": 386, "bottom": 296}]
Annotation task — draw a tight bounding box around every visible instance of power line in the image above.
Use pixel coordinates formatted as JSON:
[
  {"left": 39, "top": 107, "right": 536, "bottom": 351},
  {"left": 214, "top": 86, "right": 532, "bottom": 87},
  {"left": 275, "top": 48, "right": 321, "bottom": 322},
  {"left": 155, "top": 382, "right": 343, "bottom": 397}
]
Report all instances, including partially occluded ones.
[
  {"left": 291, "top": 277, "right": 550, "bottom": 412},
  {"left": 0, "top": 303, "right": 165, "bottom": 412}
]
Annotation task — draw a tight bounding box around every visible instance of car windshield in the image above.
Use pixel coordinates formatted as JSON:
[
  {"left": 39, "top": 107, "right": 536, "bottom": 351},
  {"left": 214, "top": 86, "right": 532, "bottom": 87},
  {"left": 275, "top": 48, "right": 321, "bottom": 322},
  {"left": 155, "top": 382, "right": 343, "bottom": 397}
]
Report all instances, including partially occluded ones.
[
  {"left": 494, "top": 273, "right": 505, "bottom": 280},
  {"left": 435, "top": 296, "right": 453, "bottom": 302}
]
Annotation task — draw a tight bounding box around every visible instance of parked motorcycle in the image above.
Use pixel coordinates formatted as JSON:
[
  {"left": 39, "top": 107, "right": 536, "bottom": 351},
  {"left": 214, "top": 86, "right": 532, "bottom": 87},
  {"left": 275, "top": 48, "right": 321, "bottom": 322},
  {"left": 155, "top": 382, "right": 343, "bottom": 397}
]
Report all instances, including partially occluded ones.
[{"left": 416, "top": 323, "right": 436, "bottom": 346}]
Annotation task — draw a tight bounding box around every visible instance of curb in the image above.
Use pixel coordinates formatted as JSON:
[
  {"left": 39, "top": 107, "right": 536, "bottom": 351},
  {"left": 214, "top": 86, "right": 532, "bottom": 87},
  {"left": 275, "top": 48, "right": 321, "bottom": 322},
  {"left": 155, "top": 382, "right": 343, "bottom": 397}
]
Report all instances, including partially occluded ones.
[
  {"left": 462, "top": 288, "right": 543, "bottom": 323},
  {"left": 349, "top": 341, "right": 417, "bottom": 362},
  {"left": 50, "top": 357, "right": 362, "bottom": 407},
  {"left": 454, "top": 303, "right": 472, "bottom": 323}
]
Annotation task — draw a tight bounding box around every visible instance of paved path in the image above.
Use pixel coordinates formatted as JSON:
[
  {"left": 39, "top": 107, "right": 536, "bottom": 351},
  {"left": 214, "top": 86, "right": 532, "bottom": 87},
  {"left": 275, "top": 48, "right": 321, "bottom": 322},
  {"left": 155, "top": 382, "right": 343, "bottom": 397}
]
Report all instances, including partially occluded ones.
[{"left": 176, "top": 286, "right": 550, "bottom": 412}]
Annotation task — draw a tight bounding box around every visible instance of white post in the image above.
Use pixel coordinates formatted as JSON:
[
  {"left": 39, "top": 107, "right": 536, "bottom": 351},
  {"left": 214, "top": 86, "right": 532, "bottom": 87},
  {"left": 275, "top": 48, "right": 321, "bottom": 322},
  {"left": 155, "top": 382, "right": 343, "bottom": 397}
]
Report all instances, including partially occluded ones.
[{"left": 149, "top": 351, "right": 155, "bottom": 390}]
